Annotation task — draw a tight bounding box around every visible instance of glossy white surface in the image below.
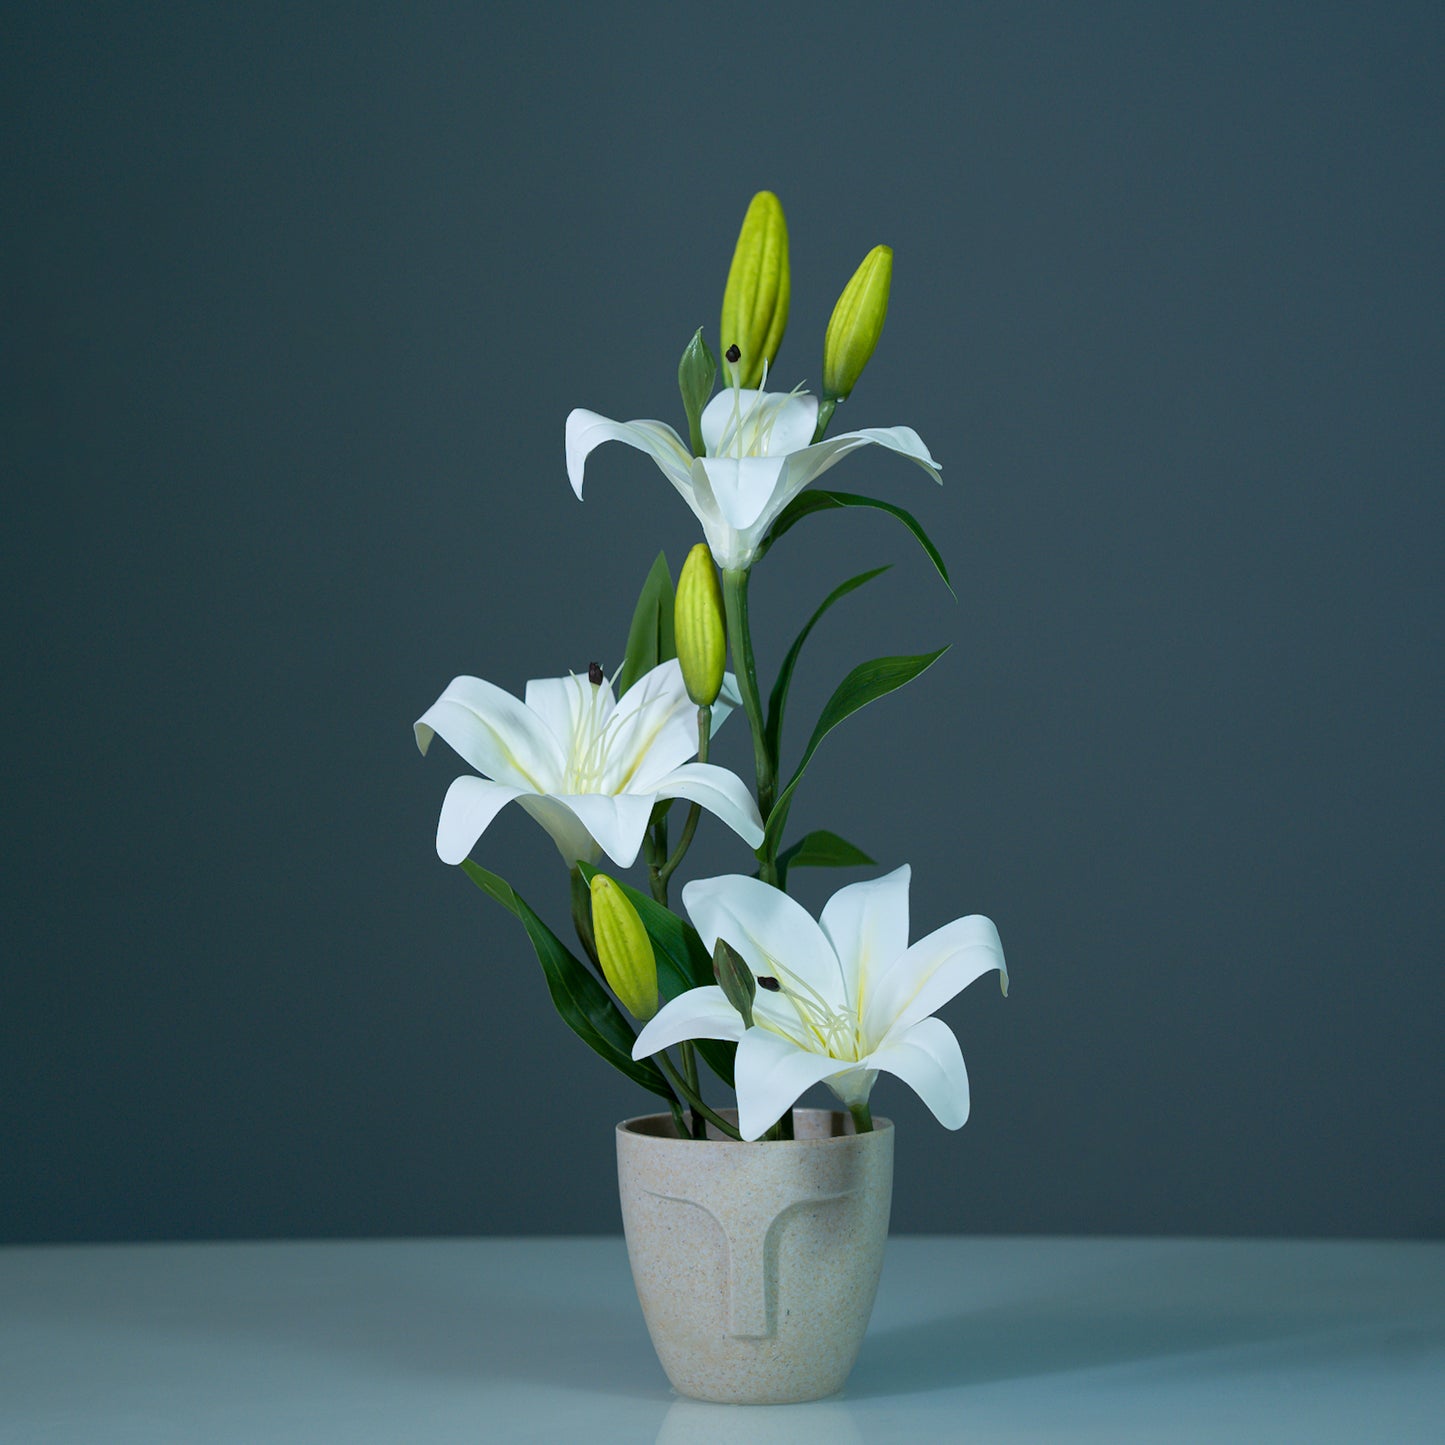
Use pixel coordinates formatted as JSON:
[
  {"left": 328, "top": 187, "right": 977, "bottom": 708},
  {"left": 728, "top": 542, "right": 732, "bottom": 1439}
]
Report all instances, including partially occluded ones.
[{"left": 2, "top": 1236, "right": 1441, "bottom": 1443}]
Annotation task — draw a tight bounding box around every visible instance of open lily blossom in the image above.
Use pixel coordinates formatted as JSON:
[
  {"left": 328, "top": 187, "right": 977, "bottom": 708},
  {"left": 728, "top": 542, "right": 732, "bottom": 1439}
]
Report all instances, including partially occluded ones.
[
  {"left": 414, "top": 659, "right": 764, "bottom": 869},
  {"left": 566, "top": 380, "right": 942, "bottom": 570},
  {"left": 632, "top": 867, "right": 1007, "bottom": 1141}
]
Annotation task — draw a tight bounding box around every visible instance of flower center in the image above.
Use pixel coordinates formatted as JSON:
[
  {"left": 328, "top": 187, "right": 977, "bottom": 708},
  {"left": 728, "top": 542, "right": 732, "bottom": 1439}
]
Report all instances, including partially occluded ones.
[
  {"left": 563, "top": 670, "right": 627, "bottom": 793},
  {"left": 755, "top": 957, "right": 865, "bottom": 1062},
  {"left": 560, "top": 670, "right": 673, "bottom": 797},
  {"left": 712, "top": 360, "right": 784, "bottom": 460}
]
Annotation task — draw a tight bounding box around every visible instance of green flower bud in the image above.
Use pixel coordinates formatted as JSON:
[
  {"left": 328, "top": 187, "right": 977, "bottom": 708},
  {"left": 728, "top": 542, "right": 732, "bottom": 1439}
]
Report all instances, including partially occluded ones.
[
  {"left": 720, "top": 191, "right": 790, "bottom": 390},
  {"left": 823, "top": 244, "right": 893, "bottom": 402},
  {"left": 677, "top": 327, "right": 717, "bottom": 458},
  {"left": 713, "top": 938, "right": 755, "bottom": 1028},
  {"left": 674, "top": 543, "right": 726, "bottom": 706},
  {"left": 590, "top": 875, "right": 658, "bottom": 1022}
]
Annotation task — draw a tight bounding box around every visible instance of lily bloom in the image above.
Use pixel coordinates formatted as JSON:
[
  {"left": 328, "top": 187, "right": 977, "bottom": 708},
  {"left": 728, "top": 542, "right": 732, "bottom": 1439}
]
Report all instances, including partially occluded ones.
[
  {"left": 632, "top": 867, "right": 1006, "bottom": 1141},
  {"left": 565, "top": 381, "right": 941, "bottom": 570},
  {"left": 414, "top": 659, "right": 763, "bottom": 869}
]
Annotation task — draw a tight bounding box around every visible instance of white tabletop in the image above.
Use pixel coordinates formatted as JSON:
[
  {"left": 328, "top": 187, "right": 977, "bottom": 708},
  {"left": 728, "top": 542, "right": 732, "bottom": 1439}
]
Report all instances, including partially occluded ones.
[{"left": 1, "top": 1236, "right": 1441, "bottom": 1443}]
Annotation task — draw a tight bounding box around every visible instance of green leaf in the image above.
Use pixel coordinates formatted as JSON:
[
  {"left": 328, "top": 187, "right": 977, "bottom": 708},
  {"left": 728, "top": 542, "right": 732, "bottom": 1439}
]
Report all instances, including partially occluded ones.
[
  {"left": 461, "top": 860, "right": 522, "bottom": 918},
  {"left": 757, "top": 489, "right": 953, "bottom": 596},
  {"left": 765, "top": 565, "right": 891, "bottom": 760},
  {"left": 615, "top": 551, "right": 676, "bottom": 696},
  {"left": 461, "top": 861, "right": 673, "bottom": 1100},
  {"left": 576, "top": 863, "right": 735, "bottom": 1089},
  {"left": 777, "top": 829, "right": 876, "bottom": 884},
  {"left": 764, "top": 648, "right": 950, "bottom": 855}
]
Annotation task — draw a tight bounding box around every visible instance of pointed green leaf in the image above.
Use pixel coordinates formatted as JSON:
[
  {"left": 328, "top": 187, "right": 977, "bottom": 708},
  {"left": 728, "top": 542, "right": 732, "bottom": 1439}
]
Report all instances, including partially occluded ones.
[
  {"left": 777, "top": 829, "right": 876, "bottom": 885},
  {"left": 576, "top": 863, "right": 735, "bottom": 1088},
  {"left": 764, "top": 648, "right": 950, "bottom": 854},
  {"left": 462, "top": 861, "right": 673, "bottom": 1100},
  {"left": 615, "top": 551, "right": 676, "bottom": 696},
  {"left": 764, "top": 565, "right": 891, "bottom": 760},
  {"left": 757, "top": 489, "right": 953, "bottom": 596},
  {"left": 713, "top": 939, "right": 755, "bottom": 1028},
  {"left": 461, "top": 860, "right": 522, "bottom": 918}
]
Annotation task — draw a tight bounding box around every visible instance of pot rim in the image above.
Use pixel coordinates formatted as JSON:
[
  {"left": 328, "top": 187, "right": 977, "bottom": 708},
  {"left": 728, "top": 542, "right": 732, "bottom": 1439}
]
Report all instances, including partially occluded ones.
[{"left": 617, "top": 1106, "right": 893, "bottom": 1146}]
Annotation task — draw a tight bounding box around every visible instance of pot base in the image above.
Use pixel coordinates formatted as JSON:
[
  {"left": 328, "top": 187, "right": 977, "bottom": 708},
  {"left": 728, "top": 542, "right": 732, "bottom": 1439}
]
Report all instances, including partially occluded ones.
[{"left": 617, "top": 1109, "right": 893, "bottom": 1404}]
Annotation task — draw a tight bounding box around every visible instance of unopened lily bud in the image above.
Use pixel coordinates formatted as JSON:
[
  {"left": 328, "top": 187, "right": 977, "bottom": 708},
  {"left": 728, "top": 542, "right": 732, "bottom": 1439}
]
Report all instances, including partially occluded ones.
[
  {"left": 677, "top": 328, "right": 717, "bottom": 458},
  {"left": 720, "top": 191, "right": 790, "bottom": 390},
  {"left": 674, "top": 543, "right": 726, "bottom": 706},
  {"left": 823, "top": 244, "right": 893, "bottom": 402},
  {"left": 713, "top": 939, "right": 755, "bottom": 1028},
  {"left": 590, "top": 875, "right": 658, "bottom": 1021}
]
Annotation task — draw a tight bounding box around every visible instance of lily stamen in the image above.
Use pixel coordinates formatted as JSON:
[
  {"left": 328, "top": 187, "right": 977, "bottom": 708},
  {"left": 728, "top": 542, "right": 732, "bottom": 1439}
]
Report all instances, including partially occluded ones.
[{"left": 759, "top": 959, "right": 865, "bottom": 1062}]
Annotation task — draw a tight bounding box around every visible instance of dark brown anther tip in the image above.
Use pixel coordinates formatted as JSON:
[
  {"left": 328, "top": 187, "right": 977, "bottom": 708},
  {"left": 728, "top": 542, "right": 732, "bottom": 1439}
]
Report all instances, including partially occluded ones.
[
  {"left": 588, "top": 661, "right": 604, "bottom": 686},
  {"left": 757, "top": 975, "right": 781, "bottom": 991},
  {"left": 725, "top": 344, "right": 742, "bottom": 364}
]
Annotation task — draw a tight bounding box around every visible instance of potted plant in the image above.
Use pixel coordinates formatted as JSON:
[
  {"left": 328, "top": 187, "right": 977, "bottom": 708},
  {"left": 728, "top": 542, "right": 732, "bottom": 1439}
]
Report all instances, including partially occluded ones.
[{"left": 414, "top": 191, "right": 1008, "bottom": 1404}]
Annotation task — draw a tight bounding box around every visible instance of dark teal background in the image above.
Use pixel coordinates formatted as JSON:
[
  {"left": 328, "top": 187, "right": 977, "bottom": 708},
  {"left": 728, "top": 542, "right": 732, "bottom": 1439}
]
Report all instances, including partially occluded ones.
[{"left": 5, "top": 4, "right": 1442, "bottom": 1240}]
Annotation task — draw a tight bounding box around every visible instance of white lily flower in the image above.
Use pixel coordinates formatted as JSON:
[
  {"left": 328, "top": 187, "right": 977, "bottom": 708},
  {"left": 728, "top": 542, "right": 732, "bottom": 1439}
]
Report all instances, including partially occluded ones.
[
  {"left": 414, "top": 659, "right": 764, "bottom": 870},
  {"left": 565, "top": 379, "right": 941, "bottom": 570},
  {"left": 632, "top": 866, "right": 1006, "bottom": 1141}
]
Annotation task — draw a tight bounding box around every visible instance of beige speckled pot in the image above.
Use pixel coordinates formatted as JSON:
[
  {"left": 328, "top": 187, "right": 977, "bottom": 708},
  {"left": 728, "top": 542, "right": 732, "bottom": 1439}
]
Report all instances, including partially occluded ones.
[{"left": 616, "top": 1108, "right": 894, "bottom": 1404}]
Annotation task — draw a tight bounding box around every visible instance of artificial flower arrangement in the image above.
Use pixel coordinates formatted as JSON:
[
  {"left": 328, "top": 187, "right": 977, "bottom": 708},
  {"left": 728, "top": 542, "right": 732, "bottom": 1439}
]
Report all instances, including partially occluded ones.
[{"left": 416, "top": 190, "right": 1007, "bottom": 1146}]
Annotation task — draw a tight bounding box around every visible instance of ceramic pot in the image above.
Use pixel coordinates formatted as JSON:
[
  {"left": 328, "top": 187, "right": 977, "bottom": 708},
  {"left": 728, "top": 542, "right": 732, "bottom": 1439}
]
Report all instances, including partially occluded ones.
[{"left": 616, "top": 1108, "right": 894, "bottom": 1404}]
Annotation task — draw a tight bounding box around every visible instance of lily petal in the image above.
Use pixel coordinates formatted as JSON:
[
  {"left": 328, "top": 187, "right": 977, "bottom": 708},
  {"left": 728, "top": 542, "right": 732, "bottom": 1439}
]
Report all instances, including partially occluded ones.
[
  {"left": 632, "top": 985, "right": 747, "bottom": 1060},
  {"left": 700, "top": 388, "right": 818, "bottom": 460},
  {"left": 865, "top": 1016, "right": 971, "bottom": 1129},
  {"left": 713, "top": 672, "right": 743, "bottom": 727},
  {"left": 679, "top": 465, "right": 748, "bottom": 568},
  {"left": 612, "top": 663, "right": 745, "bottom": 792},
  {"left": 434, "top": 775, "right": 525, "bottom": 865},
  {"left": 565, "top": 411, "right": 694, "bottom": 497},
  {"left": 516, "top": 794, "right": 604, "bottom": 868},
  {"left": 604, "top": 659, "right": 704, "bottom": 789},
  {"left": 694, "top": 454, "right": 790, "bottom": 534},
  {"left": 734, "top": 1027, "right": 853, "bottom": 1141},
  {"left": 755, "top": 425, "right": 943, "bottom": 542},
  {"left": 865, "top": 914, "right": 1006, "bottom": 1044},
  {"left": 650, "top": 762, "right": 765, "bottom": 848},
  {"left": 415, "top": 677, "right": 566, "bottom": 793},
  {"left": 550, "top": 792, "right": 657, "bottom": 870},
  {"left": 524, "top": 673, "right": 615, "bottom": 755},
  {"left": 788, "top": 424, "right": 943, "bottom": 490},
  {"left": 682, "top": 874, "right": 846, "bottom": 1010},
  {"left": 819, "top": 865, "right": 911, "bottom": 1019}
]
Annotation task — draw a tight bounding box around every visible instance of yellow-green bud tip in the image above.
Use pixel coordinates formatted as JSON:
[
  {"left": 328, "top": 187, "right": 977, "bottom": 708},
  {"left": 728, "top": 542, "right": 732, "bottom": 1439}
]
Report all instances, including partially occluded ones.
[
  {"left": 674, "top": 543, "right": 727, "bottom": 706},
  {"left": 720, "top": 191, "right": 790, "bottom": 391},
  {"left": 589, "top": 875, "right": 658, "bottom": 1022},
  {"left": 823, "top": 244, "right": 893, "bottom": 402}
]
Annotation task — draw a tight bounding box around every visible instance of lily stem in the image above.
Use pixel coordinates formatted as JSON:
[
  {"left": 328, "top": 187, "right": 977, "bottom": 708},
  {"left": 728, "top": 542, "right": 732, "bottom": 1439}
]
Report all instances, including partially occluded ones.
[
  {"left": 643, "top": 815, "right": 669, "bottom": 905},
  {"left": 667, "top": 1094, "right": 689, "bottom": 1140},
  {"left": 722, "top": 567, "right": 779, "bottom": 887},
  {"left": 657, "top": 1052, "right": 742, "bottom": 1139},
  {"left": 680, "top": 1042, "right": 705, "bottom": 1139},
  {"left": 763, "top": 1110, "right": 795, "bottom": 1142},
  {"left": 656, "top": 706, "right": 711, "bottom": 891},
  {"left": 849, "top": 1099, "right": 874, "bottom": 1134},
  {"left": 568, "top": 866, "right": 605, "bottom": 980},
  {"left": 812, "top": 397, "right": 838, "bottom": 445}
]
